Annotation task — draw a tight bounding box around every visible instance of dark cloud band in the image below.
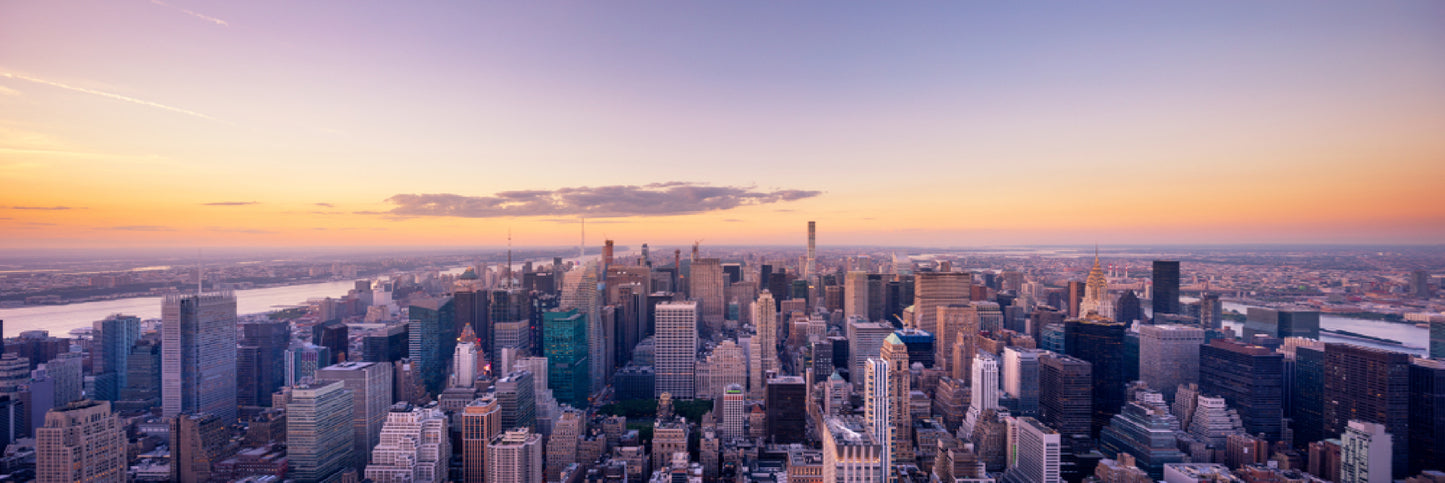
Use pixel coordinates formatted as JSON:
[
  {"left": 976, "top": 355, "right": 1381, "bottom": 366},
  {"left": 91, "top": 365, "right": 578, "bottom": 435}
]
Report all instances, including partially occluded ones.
[{"left": 385, "top": 183, "right": 820, "bottom": 218}]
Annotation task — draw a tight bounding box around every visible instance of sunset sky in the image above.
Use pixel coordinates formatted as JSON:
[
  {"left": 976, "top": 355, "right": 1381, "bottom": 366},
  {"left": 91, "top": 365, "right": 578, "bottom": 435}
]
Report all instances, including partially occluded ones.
[{"left": 3, "top": 1, "right": 1443, "bottom": 249}]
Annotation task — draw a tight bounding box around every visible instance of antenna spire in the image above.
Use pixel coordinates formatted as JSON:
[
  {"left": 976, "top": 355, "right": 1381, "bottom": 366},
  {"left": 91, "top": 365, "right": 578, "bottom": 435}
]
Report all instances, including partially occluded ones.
[{"left": 506, "top": 228, "right": 513, "bottom": 289}]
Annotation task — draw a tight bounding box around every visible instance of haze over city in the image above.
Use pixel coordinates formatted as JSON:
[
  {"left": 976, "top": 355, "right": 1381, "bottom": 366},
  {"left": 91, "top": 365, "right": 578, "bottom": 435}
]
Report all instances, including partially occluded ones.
[{"left": 4, "top": 1, "right": 1445, "bottom": 249}]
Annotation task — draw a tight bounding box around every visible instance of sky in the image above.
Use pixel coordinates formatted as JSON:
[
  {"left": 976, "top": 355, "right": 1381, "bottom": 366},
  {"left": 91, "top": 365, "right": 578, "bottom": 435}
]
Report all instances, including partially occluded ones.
[{"left": 2, "top": 1, "right": 1443, "bottom": 249}]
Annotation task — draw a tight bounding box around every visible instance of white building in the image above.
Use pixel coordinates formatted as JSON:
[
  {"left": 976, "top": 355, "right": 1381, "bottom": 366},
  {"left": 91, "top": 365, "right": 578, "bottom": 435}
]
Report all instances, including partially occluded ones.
[
  {"left": 365, "top": 403, "right": 450, "bottom": 483},
  {"left": 1003, "top": 416, "right": 1061, "bottom": 483},
  {"left": 655, "top": 302, "right": 698, "bottom": 398},
  {"left": 486, "top": 428, "right": 544, "bottom": 483},
  {"left": 822, "top": 416, "right": 885, "bottom": 483},
  {"left": 1340, "top": 420, "right": 1391, "bottom": 483}
]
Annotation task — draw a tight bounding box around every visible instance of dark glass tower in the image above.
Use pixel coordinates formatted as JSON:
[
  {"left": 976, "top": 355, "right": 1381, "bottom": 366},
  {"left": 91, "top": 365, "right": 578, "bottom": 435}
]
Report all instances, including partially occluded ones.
[
  {"left": 1324, "top": 343, "right": 1410, "bottom": 478},
  {"left": 1150, "top": 261, "right": 1180, "bottom": 317},
  {"left": 1199, "top": 339, "right": 1284, "bottom": 442},
  {"left": 1040, "top": 353, "right": 1093, "bottom": 447},
  {"left": 1065, "top": 317, "right": 1127, "bottom": 437},
  {"left": 1407, "top": 359, "right": 1445, "bottom": 475},
  {"left": 765, "top": 376, "right": 806, "bottom": 444},
  {"left": 543, "top": 309, "right": 590, "bottom": 407},
  {"left": 1290, "top": 344, "right": 1326, "bottom": 447},
  {"left": 408, "top": 296, "right": 456, "bottom": 395}
]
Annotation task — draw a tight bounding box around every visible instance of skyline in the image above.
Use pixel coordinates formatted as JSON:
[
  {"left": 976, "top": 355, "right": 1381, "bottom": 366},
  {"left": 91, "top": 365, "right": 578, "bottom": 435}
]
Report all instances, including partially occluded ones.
[{"left": 3, "top": 1, "right": 1444, "bottom": 248}]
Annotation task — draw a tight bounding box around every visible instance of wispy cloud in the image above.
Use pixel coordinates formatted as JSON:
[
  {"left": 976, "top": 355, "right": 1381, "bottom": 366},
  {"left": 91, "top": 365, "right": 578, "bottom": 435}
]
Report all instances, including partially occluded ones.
[
  {"left": 206, "top": 227, "right": 276, "bottom": 234},
  {"left": 386, "top": 182, "right": 821, "bottom": 219},
  {"left": 106, "top": 225, "right": 176, "bottom": 231},
  {"left": 201, "top": 201, "right": 258, "bottom": 206},
  {"left": 722, "top": 218, "right": 744, "bottom": 223},
  {"left": 0, "top": 72, "right": 223, "bottom": 122},
  {"left": 148, "top": 0, "right": 229, "bottom": 27},
  {"left": 10, "top": 205, "right": 81, "bottom": 210},
  {"left": 0, "top": 85, "right": 19, "bottom": 96},
  {"left": 314, "top": 202, "right": 334, "bottom": 208}
]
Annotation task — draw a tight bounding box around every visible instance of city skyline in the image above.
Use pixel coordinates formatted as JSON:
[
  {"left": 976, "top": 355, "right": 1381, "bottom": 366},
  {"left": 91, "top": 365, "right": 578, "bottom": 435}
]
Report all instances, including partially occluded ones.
[{"left": 3, "top": 1, "right": 1445, "bottom": 248}]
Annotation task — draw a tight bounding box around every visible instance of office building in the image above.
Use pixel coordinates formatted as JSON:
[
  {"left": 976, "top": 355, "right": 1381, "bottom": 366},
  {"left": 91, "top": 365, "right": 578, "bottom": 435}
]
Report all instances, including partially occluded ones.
[
  {"left": 496, "top": 371, "right": 535, "bottom": 431},
  {"left": 546, "top": 408, "right": 582, "bottom": 480},
  {"left": 170, "top": 412, "right": 233, "bottom": 483},
  {"left": 287, "top": 380, "right": 355, "bottom": 483},
  {"left": 461, "top": 396, "right": 501, "bottom": 483},
  {"left": 1004, "top": 417, "right": 1062, "bottom": 483},
  {"left": 1408, "top": 359, "right": 1444, "bottom": 475},
  {"left": 755, "top": 290, "right": 778, "bottom": 376},
  {"left": 118, "top": 339, "right": 161, "bottom": 412},
  {"left": 691, "top": 258, "right": 726, "bottom": 328},
  {"left": 721, "top": 383, "right": 746, "bottom": 440},
  {"left": 1323, "top": 343, "right": 1409, "bottom": 478},
  {"left": 652, "top": 418, "right": 689, "bottom": 471},
  {"left": 1065, "top": 316, "right": 1127, "bottom": 436},
  {"left": 938, "top": 304, "right": 979, "bottom": 378},
  {"left": 91, "top": 314, "right": 140, "bottom": 402},
  {"left": 315, "top": 361, "right": 393, "bottom": 471},
  {"left": 963, "top": 351, "right": 999, "bottom": 439},
  {"left": 365, "top": 403, "right": 450, "bottom": 483},
  {"left": 864, "top": 358, "right": 892, "bottom": 473},
  {"left": 1199, "top": 339, "right": 1284, "bottom": 442},
  {"left": 543, "top": 309, "right": 589, "bottom": 407},
  {"left": 1002, "top": 346, "right": 1043, "bottom": 417},
  {"left": 486, "top": 429, "right": 543, "bottom": 483},
  {"left": 1341, "top": 420, "right": 1392, "bottom": 483},
  {"left": 1151, "top": 261, "right": 1180, "bottom": 317},
  {"left": 237, "top": 320, "right": 290, "bottom": 408},
  {"left": 1040, "top": 354, "right": 1093, "bottom": 446},
  {"left": 915, "top": 272, "right": 971, "bottom": 345},
  {"left": 767, "top": 376, "right": 807, "bottom": 444},
  {"left": 1291, "top": 341, "right": 1327, "bottom": 446},
  {"left": 162, "top": 292, "right": 238, "bottom": 421},
  {"left": 1098, "top": 391, "right": 1186, "bottom": 479},
  {"left": 36, "top": 400, "right": 126, "bottom": 483},
  {"left": 1138, "top": 324, "right": 1205, "bottom": 402},
  {"left": 1079, "top": 253, "right": 1115, "bottom": 320},
  {"left": 409, "top": 295, "right": 457, "bottom": 395},
  {"left": 849, "top": 318, "right": 895, "bottom": 387},
  {"left": 655, "top": 301, "right": 698, "bottom": 398},
  {"left": 363, "top": 324, "right": 408, "bottom": 363},
  {"left": 285, "top": 343, "right": 331, "bottom": 387},
  {"left": 846, "top": 271, "right": 871, "bottom": 321}
]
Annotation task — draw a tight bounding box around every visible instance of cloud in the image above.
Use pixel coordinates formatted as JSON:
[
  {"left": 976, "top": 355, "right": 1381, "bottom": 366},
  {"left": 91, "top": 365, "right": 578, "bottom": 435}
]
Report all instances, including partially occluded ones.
[
  {"left": 0, "top": 72, "right": 223, "bottom": 122},
  {"left": 0, "top": 85, "right": 19, "bottom": 96},
  {"left": 206, "top": 227, "right": 276, "bottom": 234},
  {"left": 11, "top": 205, "right": 80, "bottom": 210},
  {"left": 148, "top": 0, "right": 229, "bottom": 27},
  {"left": 106, "top": 225, "right": 175, "bottom": 231},
  {"left": 722, "top": 218, "right": 744, "bottom": 223},
  {"left": 386, "top": 183, "right": 821, "bottom": 219},
  {"left": 314, "top": 202, "right": 334, "bottom": 208},
  {"left": 201, "top": 201, "right": 259, "bottom": 206},
  {"left": 23, "top": 222, "right": 56, "bottom": 226}
]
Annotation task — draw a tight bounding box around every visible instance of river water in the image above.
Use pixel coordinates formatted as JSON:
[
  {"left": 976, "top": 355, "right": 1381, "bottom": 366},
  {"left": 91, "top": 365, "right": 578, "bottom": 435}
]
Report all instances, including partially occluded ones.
[{"left": 0, "top": 279, "right": 362, "bottom": 336}]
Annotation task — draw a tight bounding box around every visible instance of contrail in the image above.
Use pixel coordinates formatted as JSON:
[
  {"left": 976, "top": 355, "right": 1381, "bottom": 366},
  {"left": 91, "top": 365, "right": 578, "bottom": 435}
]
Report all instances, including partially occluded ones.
[
  {"left": 0, "top": 72, "right": 223, "bottom": 122},
  {"left": 149, "top": 0, "right": 229, "bottom": 27}
]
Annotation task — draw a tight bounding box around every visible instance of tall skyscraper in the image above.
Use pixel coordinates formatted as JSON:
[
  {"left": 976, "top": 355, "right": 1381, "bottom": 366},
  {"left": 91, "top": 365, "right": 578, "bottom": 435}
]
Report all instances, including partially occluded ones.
[
  {"left": 1002, "top": 346, "right": 1043, "bottom": 417},
  {"left": 1407, "top": 359, "right": 1444, "bottom": 476},
  {"left": 409, "top": 295, "right": 457, "bottom": 395},
  {"left": 1199, "top": 339, "right": 1284, "bottom": 442},
  {"left": 863, "top": 358, "right": 892, "bottom": 476},
  {"left": 36, "top": 400, "right": 126, "bottom": 483},
  {"left": 287, "top": 380, "right": 355, "bottom": 483},
  {"left": 915, "top": 272, "right": 970, "bottom": 339},
  {"left": 963, "top": 351, "right": 1000, "bottom": 439},
  {"left": 543, "top": 309, "right": 590, "bottom": 407},
  {"left": 1151, "top": 261, "right": 1180, "bottom": 317},
  {"left": 721, "top": 383, "right": 745, "bottom": 440},
  {"left": 451, "top": 323, "right": 479, "bottom": 388},
  {"left": 169, "top": 412, "right": 232, "bottom": 483},
  {"left": 238, "top": 320, "right": 290, "bottom": 408},
  {"left": 1065, "top": 316, "right": 1127, "bottom": 436},
  {"left": 1078, "top": 252, "right": 1114, "bottom": 320},
  {"left": 315, "top": 361, "right": 393, "bottom": 472},
  {"left": 766, "top": 376, "right": 807, "bottom": 444},
  {"left": 655, "top": 302, "right": 698, "bottom": 398},
  {"left": 162, "top": 292, "right": 238, "bottom": 422},
  {"left": 365, "top": 403, "right": 450, "bottom": 483},
  {"left": 1040, "top": 354, "right": 1093, "bottom": 446},
  {"left": 1340, "top": 420, "right": 1392, "bottom": 483},
  {"left": 91, "top": 314, "right": 140, "bottom": 402},
  {"left": 848, "top": 318, "right": 895, "bottom": 387},
  {"left": 461, "top": 396, "right": 502, "bottom": 483},
  {"left": 690, "top": 258, "right": 726, "bottom": 328},
  {"left": 1138, "top": 324, "right": 1204, "bottom": 402},
  {"left": 822, "top": 416, "right": 885, "bottom": 483},
  {"left": 845, "top": 271, "right": 871, "bottom": 321},
  {"left": 1291, "top": 342, "right": 1328, "bottom": 447},
  {"left": 806, "top": 221, "right": 817, "bottom": 278},
  {"left": 754, "top": 290, "right": 778, "bottom": 376},
  {"left": 938, "top": 304, "right": 978, "bottom": 377},
  {"left": 496, "top": 371, "right": 536, "bottom": 431},
  {"left": 1408, "top": 270, "right": 1433, "bottom": 299},
  {"left": 1004, "top": 417, "right": 1063, "bottom": 483},
  {"left": 486, "top": 428, "right": 544, "bottom": 483},
  {"left": 1323, "top": 343, "right": 1410, "bottom": 478},
  {"left": 1097, "top": 391, "right": 1186, "bottom": 479}
]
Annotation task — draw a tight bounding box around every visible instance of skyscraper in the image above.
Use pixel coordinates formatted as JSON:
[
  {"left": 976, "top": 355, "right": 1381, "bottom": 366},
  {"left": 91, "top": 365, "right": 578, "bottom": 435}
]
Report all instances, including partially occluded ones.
[
  {"left": 1003, "top": 417, "right": 1062, "bottom": 483},
  {"left": 451, "top": 323, "right": 479, "bottom": 388},
  {"left": 1138, "top": 324, "right": 1204, "bottom": 402},
  {"left": 937, "top": 304, "right": 978, "bottom": 377},
  {"left": 315, "top": 361, "right": 393, "bottom": 472},
  {"left": 845, "top": 271, "right": 871, "bottom": 321},
  {"left": 1199, "top": 339, "right": 1284, "bottom": 442},
  {"left": 1002, "top": 346, "right": 1043, "bottom": 417},
  {"left": 1040, "top": 354, "right": 1093, "bottom": 446},
  {"left": 806, "top": 221, "right": 817, "bottom": 278},
  {"left": 1097, "top": 391, "right": 1186, "bottom": 479},
  {"left": 496, "top": 371, "right": 536, "bottom": 431},
  {"left": 822, "top": 416, "right": 885, "bottom": 483},
  {"left": 1151, "top": 261, "right": 1180, "bottom": 317},
  {"left": 1244, "top": 307, "right": 1321, "bottom": 341},
  {"left": 848, "top": 318, "right": 895, "bottom": 388},
  {"left": 543, "top": 309, "right": 590, "bottom": 407},
  {"left": 238, "top": 320, "right": 290, "bottom": 407},
  {"left": 915, "top": 272, "right": 970, "bottom": 341},
  {"left": 91, "top": 314, "right": 140, "bottom": 402},
  {"left": 655, "top": 301, "right": 698, "bottom": 398},
  {"left": 1065, "top": 316, "right": 1127, "bottom": 436},
  {"left": 863, "top": 358, "right": 892, "bottom": 475},
  {"left": 1407, "top": 359, "right": 1444, "bottom": 476},
  {"left": 963, "top": 351, "right": 999, "bottom": 439},
  {"left": 1078, "top": 252, "right": 1114, "bottom": 321},
  {"left": 755, "top": 290, "right": 778, "bottom": 376},
  {"left": 162, "top": 292, "right": 238, "bottom": 422},
  {"left": 169, "top": 412, "right": 232, "bottom": 483},
  {"left": 461, "top": 396, "right": 501, "bottom": 483},
  {"left": 409, "top": 295, "right": 456, "bottom": 395},
  {"left": 287, "top": 380, "right": 355, "bottom": 483},
  {"left": 766, "top": 376, "right": 807, "bottom": 444},
  {"left": 690, "top": 258, "right": 726, "bottom": 328},
  {"left": 1323, "top": 343, "right": 1410, "bottom": 478},
  {"left": 36, "top": 400, "right": 126, "bottom": 483},
  {"left": 486, "top": 429, "right": 544, "bottom": 483}
]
